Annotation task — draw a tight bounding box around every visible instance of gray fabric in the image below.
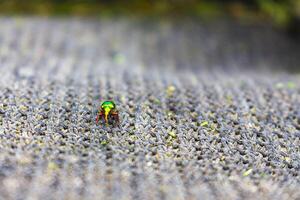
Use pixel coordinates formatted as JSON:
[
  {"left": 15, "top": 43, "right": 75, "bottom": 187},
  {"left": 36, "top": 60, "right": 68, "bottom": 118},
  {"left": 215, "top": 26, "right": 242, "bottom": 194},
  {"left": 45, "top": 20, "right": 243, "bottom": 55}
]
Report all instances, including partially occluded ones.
[{"left": 0, "top": 18, "right": 299, "bottom": 200}]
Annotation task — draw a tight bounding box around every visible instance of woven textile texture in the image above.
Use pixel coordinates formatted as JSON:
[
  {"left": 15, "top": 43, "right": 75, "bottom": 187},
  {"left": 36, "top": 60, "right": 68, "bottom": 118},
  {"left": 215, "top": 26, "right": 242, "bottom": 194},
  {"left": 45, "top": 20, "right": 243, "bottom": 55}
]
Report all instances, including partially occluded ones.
[{"left": 0, "top": 18, "right": 299, "bottom": 200}]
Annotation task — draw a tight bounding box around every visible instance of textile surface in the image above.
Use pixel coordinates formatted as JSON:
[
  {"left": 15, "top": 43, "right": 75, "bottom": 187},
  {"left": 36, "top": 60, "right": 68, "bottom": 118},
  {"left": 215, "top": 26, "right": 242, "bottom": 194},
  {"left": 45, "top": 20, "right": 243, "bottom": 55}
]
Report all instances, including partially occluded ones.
[{"left": 0, "top": 18, "right": 299, "bottom": 200}]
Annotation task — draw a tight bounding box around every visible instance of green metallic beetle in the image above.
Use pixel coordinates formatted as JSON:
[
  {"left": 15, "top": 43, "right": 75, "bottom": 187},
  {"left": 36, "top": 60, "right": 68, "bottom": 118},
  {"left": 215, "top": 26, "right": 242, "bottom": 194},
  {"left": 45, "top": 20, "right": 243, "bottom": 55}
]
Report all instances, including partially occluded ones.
[{"left": 96, "top": 101, "right": 119, "bottom": 126}]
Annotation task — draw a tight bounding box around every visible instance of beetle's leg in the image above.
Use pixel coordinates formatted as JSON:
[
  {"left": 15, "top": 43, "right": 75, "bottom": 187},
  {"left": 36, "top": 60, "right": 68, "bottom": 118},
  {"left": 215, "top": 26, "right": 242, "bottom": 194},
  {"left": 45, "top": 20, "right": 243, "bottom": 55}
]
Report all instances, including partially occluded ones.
[
  {"left": 96, "top": 114, "right": 100, "bottom": 124},
  {"left": 96, "top": 115, "right": 98, "bottom": 124},
  {"left": 111, "top": 112, "right": 119, "bottom": 125},
  {"left": 96, "top": 111, "right": 103, "bottom": 124}
]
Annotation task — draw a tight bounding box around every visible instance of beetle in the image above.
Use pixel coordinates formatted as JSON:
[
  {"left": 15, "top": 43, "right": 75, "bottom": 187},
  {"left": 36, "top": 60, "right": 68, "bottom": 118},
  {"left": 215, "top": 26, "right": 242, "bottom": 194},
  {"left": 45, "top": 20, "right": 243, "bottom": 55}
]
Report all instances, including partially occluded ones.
[{"left": 96, "top": 101, "right": 119, "bottom": 126}]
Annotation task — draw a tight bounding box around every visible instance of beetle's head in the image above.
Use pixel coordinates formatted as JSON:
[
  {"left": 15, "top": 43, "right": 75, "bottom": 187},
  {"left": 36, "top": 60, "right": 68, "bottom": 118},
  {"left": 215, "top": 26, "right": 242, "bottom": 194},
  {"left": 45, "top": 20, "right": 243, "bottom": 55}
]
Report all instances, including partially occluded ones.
[{"left": 101, "top": 101, "right": 116, "bottom": 114}]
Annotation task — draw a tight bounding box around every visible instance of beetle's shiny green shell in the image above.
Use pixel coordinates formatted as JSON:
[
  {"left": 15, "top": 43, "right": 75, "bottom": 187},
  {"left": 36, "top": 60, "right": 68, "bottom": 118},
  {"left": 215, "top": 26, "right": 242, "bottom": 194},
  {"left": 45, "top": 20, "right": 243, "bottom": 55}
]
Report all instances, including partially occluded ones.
[{"left": 101, "top": 101, "right": 116, "bottom": 109}]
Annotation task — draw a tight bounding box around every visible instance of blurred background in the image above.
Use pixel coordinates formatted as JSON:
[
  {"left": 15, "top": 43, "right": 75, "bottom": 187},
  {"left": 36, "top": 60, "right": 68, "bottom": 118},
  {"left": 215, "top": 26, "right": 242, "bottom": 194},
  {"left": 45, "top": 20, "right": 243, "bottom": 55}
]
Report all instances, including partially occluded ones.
[
  {"left": 1, "top": 0, "right": 300, "bottom": 31},
  {"left": 0, "top": 0, "right": 299, "bottom": 73}
]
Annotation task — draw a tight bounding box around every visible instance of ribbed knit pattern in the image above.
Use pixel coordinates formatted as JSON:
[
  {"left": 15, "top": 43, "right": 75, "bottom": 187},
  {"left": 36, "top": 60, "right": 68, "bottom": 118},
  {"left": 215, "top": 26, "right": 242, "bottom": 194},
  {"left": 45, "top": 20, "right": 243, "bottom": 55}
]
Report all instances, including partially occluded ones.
[{"left": 0, "top": 18, "right": 299, "bottom": 200}]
